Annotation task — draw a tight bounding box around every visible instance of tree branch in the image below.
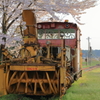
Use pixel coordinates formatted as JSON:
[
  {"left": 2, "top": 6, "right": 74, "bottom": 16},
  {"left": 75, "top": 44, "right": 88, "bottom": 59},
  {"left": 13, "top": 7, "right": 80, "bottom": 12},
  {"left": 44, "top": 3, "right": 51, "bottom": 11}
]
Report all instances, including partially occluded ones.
[
  {"left": 6, "top": 3, "right": 33, "bottom": 31},
  {"left": 6, "top": 13, "right": 22, "bottom": 30},
  {"left": 2, "top": 1, "right": 7, "bottom": 34},
  {"left": 5, "top": 2, "right": 21, "bottom": 25}
]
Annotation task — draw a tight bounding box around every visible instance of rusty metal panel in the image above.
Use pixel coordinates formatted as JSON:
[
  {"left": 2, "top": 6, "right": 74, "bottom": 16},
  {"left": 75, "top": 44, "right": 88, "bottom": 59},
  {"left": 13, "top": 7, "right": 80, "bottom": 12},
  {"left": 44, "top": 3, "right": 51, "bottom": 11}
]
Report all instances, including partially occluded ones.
[
  {"left": 25, "top": 66, "right": 55, "bottom": 71},
  {"left": 38, "top": 39, "right": 76, "bottom": 48},
  {"left": 60, "top": 67, "right": 66, "bottom": 84},
  {"left": 10, "top": 66, "right": 25, "bottom": 71},
  {"left": 22, "top": 10, "right": 37, "bottom": 36},
  {"left": 0, "top": 68, "right": 6, "bottom": 96},
  {"left": 37, "top": 22, "right": 77, "bottom": 29},
  {"left": 10, "top": 65, "right": 55, "bottom": 71}
]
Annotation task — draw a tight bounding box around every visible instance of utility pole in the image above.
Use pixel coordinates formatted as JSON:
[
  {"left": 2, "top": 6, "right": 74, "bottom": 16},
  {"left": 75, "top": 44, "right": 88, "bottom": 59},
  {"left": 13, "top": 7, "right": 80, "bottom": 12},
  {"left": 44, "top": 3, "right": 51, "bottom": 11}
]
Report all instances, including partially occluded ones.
[
  {"left": 89, "top": 46, "right": 92, "bottom": 65},
  {"left": 87, "top": 37, "right": 91, "bottom": 65}
]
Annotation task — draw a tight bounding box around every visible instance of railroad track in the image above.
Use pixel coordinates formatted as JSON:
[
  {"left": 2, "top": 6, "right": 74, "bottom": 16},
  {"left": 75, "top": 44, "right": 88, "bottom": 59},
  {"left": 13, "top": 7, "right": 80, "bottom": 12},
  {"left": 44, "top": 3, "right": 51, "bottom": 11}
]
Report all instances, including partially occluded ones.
[{"left": 82, "top": 64, "right": 100, "bottom": 71}]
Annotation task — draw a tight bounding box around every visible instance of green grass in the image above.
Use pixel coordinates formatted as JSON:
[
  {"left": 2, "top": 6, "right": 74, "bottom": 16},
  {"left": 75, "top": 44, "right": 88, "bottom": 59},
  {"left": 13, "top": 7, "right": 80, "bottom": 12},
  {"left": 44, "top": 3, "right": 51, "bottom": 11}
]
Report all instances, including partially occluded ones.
[
  {"left": 0, "top": 94, "right": 33, "bottom": 100},
  {"left": 60, "top": 68, "right": 100, "bottom": 100},
  {"left": 82, "top": 60, "right": 100, "bottom": 68},
  {"left": 50, "top": 60, "right": 100, "bottom": 100},
  {"left": 49, "top": 68, "right": 100, "bottom": 100}
]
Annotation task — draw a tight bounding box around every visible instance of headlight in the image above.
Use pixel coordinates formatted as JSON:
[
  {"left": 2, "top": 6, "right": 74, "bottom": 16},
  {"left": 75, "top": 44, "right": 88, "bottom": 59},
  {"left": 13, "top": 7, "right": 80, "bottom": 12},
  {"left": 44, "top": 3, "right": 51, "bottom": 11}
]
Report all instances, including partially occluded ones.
[{"left": 37, "top": 24, "right": 42, "bottom": 28}]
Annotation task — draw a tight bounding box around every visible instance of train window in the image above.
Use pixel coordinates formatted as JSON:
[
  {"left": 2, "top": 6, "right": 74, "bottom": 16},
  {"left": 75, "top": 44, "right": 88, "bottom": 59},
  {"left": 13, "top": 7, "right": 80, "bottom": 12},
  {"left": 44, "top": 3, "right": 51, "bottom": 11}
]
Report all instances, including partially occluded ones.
[
  {"left": 45, "top": 29, "right": 59, "bottom": 39},
  {"left": 60, "top": 29, "right": 76, "bottom": 39},
  {"left": 38, "top": 29, "right": 76, "bottom": 39},
  {"left": 38, "top": 29, "right": 60, "bottom": 39}
]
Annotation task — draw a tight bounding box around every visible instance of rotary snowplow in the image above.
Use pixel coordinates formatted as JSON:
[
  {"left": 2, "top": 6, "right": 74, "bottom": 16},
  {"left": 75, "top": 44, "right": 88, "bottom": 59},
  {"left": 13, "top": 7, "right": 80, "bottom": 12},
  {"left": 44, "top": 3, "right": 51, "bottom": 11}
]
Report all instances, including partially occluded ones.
[{"left": 0, "top": 10, "right": 82, "bottom": 96}]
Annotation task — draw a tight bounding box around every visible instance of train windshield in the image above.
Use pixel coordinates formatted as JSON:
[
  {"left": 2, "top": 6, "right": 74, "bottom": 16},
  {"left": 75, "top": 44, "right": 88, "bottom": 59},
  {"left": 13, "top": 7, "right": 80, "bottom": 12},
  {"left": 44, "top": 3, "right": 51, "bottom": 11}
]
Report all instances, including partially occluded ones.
[{"left": 38, "top": 29, "right": 76, "bottom": 39}]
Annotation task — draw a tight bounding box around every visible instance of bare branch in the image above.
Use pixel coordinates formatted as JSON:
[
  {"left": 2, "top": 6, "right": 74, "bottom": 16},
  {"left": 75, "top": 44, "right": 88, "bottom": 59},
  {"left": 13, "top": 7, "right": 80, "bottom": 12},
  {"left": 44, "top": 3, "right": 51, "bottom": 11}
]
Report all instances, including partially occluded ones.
[
  {"left": 6, "top": 3, "right": 33, "bottom": 31},
  {"left": 6, "top": 2, "right": 22, "bottom": 25}
]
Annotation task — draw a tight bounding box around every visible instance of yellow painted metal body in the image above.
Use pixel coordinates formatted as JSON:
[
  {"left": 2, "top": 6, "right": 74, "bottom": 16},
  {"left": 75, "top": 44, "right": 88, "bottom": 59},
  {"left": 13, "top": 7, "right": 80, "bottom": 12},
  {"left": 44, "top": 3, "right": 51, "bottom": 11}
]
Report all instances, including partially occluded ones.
[
  {"left": 0, "top": 66, "right": 6, "bottom": 96},
  {"left": 22, "top": 9, "right": 37, "bottom": 36},
  {"left": 22, "top": 10, "right": 38, "bottom": 57},
  {"left": 0, "top": 10, "right": 82, "bottom": 97},
  {"left": 10, "top": 65, "right": 55, "bottom": 71}
]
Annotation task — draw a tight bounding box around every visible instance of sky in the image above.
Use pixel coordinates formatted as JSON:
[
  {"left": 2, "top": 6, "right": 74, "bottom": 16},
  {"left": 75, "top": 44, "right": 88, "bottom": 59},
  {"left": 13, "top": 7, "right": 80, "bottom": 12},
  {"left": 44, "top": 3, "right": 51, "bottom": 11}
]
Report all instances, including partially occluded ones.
[
  {"left": 64, "top": 1, "right": 100, "bottom": 50},
  {"left": 80, "top": 2, "right": 100, "bottom": 50}
]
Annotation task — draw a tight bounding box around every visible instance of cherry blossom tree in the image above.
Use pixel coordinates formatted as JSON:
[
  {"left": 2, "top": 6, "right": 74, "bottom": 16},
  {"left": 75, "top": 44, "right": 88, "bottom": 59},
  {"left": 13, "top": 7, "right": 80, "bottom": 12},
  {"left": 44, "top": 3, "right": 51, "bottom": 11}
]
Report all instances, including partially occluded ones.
[
  {"left": 0, "top": 0, "right": 33, "bottom": 45},
  {"left": 33, "top": 0, "right": 98, "bottom": 24},
  {"left": 0, "top": 0, "right": 34, "bottom": 55},
  {"left": 0, "top": 0, "right": 98, "bottom": 51}
]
